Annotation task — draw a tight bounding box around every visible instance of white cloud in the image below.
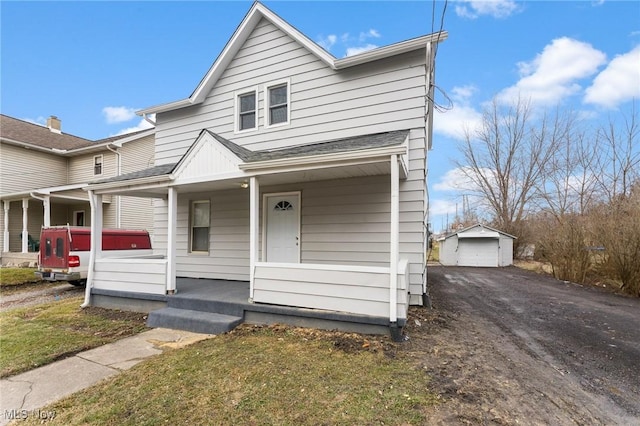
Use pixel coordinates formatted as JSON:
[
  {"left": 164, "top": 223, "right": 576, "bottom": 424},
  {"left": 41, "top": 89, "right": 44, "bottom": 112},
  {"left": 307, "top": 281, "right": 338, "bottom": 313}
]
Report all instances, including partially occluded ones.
[
  {"left": 318, "top": 29, "right": 381, "bottom": 57},
  {"left": 455, "top": 0, "right": 519, "bottom": 19},
  {"left": 22, "top": 116, "right": 46, "bottom": 126},
  {"left": 359, "top": 29, "right": 380, "bottom": 42},
  {"left": 317, "top": 34, "right": 337, "bottom": 51},
  {"left": 102, "top": 106, "right": 137, "bottom": 124},
  {"left": 433, "top": 85, "right": 483, "bottom": 140},
  {"left": 430, "top": 199, "right": 459, "bottom": 216},
  {"left": 113, "top": 115, "right": 154, "bottom": 136},
  {"left": 584, "top": 45, "right": 640, "bottom": 109},
  {"left": 496, "top": 37, "right": 607, "bottom": 107},
  {"left": 345, "top": 44, "right": 378, "bottom": 57},
  {"left": 433, "top": 167, "right": 479, "bottom": 192}
]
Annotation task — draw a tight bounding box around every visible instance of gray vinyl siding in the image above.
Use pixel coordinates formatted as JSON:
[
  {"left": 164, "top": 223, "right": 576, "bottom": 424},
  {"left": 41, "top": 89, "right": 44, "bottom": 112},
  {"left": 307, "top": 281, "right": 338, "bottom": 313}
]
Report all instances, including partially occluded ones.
[
  {"left": 68, "top": 151, "right": 117, "bottom": 184},
  {"left": 151, "top": 18, "right": 428, "bottom": 301},
  {"left": 0, "top": 143, "right": 68, "bottom": 194},
  {"left": 119, "top": 135, "right": 155, "bottom": 233},
  {"left": 153, "top": 19, "right": 427, "bottom": 163},
  {"left": 155, "top": 175, "right": 418, "bottom": 282}
]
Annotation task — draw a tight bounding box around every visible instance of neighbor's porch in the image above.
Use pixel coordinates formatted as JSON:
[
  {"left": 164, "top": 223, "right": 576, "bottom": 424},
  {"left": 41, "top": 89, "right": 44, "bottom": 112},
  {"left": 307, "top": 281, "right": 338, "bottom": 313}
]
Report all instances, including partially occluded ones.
[{"left": 0, "top": 184, "right": 110, "bottom": 265}]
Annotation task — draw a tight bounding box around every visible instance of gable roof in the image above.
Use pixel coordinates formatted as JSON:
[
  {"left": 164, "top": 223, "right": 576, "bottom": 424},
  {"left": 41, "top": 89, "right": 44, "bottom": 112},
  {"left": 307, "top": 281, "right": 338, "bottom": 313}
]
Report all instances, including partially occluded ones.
[
  {"left": 0, "top": 114, "right": 93, "bottom": 151},
  {"left": 138, "top": 2, "right": 447, "bottom": 116},
  {"left": 440, "top": 224, "right": 517, "bottom": 240}
]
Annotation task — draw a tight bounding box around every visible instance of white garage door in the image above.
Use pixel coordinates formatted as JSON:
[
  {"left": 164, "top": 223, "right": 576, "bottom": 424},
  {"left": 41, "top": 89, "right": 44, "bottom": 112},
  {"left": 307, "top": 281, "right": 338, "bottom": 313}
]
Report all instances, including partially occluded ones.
[{"left": 457, "top": 238, "right": 499, "bottom": 267}]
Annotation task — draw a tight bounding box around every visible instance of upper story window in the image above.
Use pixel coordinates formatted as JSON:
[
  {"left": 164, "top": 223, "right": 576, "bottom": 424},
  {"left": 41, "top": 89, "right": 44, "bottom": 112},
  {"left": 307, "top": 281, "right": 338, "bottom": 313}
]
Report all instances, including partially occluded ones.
[
  {"left": 265, "top": 80, "right": 290, "bottom": 128},
  {"left": 236, "top": 89, "right": 258, "bottom": 132},
  {"left": 93, "top": 155, "right": 103, "bottom": 176}
]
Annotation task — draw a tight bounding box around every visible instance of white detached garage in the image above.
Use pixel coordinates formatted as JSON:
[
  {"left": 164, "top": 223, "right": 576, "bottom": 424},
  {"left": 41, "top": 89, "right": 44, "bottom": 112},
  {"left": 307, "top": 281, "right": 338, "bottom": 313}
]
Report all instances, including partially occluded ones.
[{"left": 438, "top": 224, "right": 516, "bottom": 267}]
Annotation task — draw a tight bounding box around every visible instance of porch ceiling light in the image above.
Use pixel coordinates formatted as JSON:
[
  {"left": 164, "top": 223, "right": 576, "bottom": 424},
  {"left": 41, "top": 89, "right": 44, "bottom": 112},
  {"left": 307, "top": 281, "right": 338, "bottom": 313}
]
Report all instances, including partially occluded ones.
[{"left": 240, "top": 181, "right": 249, "bottom": 189}]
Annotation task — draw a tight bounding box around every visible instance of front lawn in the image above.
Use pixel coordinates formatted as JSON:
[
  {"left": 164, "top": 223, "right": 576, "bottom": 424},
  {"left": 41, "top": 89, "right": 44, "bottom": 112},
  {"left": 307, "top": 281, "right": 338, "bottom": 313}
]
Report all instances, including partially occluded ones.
[
  {"left": 23, "top": 325, "right": 438, "bottom": 425},
  {"left": 0, "top": 267, "right": 40, "bottom": 286},
  {"left": 0, "top": 296, "right": 148, "bottom": 377}
]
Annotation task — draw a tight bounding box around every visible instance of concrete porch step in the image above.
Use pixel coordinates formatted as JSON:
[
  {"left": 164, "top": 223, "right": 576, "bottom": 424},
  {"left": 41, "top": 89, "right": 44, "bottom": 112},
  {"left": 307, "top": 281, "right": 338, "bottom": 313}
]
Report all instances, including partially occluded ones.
[{"left": 147, "top": 307, "right": 243, "bottom": 335}]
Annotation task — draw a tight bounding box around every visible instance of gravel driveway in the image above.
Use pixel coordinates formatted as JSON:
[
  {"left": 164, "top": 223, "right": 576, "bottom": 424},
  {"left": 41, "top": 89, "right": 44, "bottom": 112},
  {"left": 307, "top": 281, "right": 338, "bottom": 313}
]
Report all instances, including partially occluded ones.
[
  {"left": 0, "top": 283, "right": 84, "bottom": 312},
  {"left": 411, "top": 266, "right": 640, "bottom": 425}
]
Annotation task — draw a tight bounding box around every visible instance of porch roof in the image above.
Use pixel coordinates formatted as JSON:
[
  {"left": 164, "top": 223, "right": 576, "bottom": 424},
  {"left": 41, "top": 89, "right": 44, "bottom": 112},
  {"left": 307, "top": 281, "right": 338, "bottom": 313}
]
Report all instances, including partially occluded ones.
[{"left": 87, "top": 129, "right": 409, "bottom": 195}]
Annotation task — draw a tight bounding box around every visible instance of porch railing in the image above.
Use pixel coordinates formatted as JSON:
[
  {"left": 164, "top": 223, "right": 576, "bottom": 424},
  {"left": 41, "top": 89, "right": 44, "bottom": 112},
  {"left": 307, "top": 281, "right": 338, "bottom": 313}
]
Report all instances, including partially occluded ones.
[
  {"left": 92, "top": 255, "right": 167, "bottom": 295},
  {"left": 253, "top": 260, "right": 410, "bottom": 319}
]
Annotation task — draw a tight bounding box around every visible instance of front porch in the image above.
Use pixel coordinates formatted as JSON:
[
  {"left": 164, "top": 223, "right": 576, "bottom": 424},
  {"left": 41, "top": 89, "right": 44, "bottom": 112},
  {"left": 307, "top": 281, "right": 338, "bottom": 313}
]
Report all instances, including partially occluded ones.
[{"left": 92, "top": 277, "right": 404, "bottom": 336}]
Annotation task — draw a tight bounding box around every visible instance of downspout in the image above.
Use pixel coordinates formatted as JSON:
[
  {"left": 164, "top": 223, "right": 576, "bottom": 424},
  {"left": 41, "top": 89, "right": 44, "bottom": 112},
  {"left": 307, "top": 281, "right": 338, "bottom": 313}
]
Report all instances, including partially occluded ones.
[
  {"left": 105, "top": 144, "right": 121, "bottom": 227},
  {"left": 29, "top": 192, "right": 51, "bottom": 227},
  {"left": 142, "top": 113, "right": 156, "bottom": 127},
  {"left": 81, "top": 190, "right": 97, "bottom": 308}
]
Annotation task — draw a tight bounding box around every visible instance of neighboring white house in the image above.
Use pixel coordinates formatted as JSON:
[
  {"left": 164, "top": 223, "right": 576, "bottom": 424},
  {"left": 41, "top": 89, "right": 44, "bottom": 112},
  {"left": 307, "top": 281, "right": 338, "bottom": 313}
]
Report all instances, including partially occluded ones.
[
  {"left": 438, "top": 224, "right": 515, "bottom": 267},
  {"left": 83, "top": 2, "right": 447, "bottom": 338},
  {"left": 0, "top": 114, "right": 156, "bottom": 266}
]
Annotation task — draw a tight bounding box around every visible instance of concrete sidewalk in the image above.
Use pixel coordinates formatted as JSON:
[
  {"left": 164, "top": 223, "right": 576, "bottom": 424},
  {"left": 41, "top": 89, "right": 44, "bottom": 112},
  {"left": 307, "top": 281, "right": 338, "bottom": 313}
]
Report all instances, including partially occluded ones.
[{"left": 0, "top": 328, "right": 212, "bottom": 425}]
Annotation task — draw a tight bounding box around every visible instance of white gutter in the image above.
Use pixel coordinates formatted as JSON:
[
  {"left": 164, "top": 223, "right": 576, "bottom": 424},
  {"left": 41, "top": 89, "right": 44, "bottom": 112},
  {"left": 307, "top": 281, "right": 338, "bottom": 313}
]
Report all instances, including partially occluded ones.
[
  {"left": 88, "top": 174, "right": 173, "bottom": 193},
  {"left": 335, "top": 32, "right": 448, "bottom": 69},
  {"left": 81, "top": 190, "right": 98, "bottom": 308},
  {"left": 105, "top": 144, "right": 122, "bottom": 227},
  {"left": 29, "top": 192, "right": 51, "bottom": 227},
  {"left": 142, "top": 113, "right": 156, "bottom": 127}
]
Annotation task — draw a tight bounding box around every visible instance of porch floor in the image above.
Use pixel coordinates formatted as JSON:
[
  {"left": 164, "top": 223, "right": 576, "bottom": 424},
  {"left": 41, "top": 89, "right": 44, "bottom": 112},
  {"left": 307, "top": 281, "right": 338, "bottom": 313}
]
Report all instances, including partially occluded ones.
[{"left": 143, "top": 278, "right": 397, "bottom": 336}]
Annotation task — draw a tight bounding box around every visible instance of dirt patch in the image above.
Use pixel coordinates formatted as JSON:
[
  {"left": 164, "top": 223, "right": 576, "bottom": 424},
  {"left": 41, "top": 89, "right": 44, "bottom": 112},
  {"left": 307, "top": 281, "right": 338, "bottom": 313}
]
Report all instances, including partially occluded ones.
[{"left": 229, "top": 323, "right": 399, "bottom": 356}]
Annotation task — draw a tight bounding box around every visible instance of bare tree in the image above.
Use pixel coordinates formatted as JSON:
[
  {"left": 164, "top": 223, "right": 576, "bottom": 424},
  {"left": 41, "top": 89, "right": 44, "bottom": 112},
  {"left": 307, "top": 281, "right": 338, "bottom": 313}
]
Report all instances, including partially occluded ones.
[
  {"left": 592, "top": 102, "right": 640, "bottom": 203},
  {"left": 455, "top": 97, "right": 566, "bottom": 244}
]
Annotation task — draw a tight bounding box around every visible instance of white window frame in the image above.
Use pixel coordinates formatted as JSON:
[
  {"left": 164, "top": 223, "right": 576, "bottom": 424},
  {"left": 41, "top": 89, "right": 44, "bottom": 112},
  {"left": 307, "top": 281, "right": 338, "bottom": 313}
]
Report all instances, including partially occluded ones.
[
  {"left": 264, "top": 79, "right": 290, "bottom": 129},
  {"left": 234, "top": 87, "right": 259, "bottom": 134},
  {"left": 190, "top": 200, "right": 211, "bottom": 253},
  {"left": 93, "top": 155, "right": 103, "bottom": 176}
]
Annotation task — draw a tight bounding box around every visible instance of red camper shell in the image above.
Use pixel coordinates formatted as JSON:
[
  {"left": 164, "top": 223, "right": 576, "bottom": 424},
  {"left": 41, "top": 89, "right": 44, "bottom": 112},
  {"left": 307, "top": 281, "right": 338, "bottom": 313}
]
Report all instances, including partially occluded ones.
[{"left": 36, "top": 227, "right": 152, "bottom": 286}]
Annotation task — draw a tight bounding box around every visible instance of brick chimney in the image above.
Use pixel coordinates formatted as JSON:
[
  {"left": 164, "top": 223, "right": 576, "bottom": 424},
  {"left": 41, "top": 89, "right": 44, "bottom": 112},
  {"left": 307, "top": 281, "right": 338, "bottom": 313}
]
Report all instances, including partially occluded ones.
[{"left": 46, "top": 115, "right": 61, "bottom": 134}]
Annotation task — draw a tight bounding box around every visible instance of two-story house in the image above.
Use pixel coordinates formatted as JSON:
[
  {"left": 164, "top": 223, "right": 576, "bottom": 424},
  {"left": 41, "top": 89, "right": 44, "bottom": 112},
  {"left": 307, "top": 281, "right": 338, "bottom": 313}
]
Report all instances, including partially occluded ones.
[
  {"left": 0, "top": 114, "right": 155, "bottom": 266},
  {"left": 83, "top": 3, "right": 447, "bottom": 340}
]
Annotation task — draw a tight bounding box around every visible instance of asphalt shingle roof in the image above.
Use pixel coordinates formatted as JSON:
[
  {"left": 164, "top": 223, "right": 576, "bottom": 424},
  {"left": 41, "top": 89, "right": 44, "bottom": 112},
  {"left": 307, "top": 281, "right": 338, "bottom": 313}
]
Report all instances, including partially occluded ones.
[
  {"left": 0, "top": 114, "right": 94, "bottom": 151},
  {"left": 91, "top": 163, "right": 177, "bottom": 185},
  {"left": 91, "top": 129, "right": 409, "bottom": 186},
  {"left": 209, "top": 129, "right": 409, "bottom": 162}
]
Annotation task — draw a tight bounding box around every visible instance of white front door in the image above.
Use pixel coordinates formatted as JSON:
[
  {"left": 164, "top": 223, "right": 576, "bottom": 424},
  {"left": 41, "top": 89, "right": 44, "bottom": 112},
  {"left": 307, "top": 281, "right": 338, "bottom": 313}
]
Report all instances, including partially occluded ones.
[{"left": 265, "top": 193, "right": 300, "bottom": 263}]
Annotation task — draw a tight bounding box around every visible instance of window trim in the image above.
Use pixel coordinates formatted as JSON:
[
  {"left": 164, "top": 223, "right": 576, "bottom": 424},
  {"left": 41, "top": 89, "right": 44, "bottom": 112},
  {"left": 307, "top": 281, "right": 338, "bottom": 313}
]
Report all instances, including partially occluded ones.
[
  {"left": 234, "top": 87, "right": 259, "bottom": 134},
  {"left": 189, "top": 200, "right": 211, "bottom": 253},
  {"left": 93, "top": 155, "right": 103, "bottom": 176},
  {"left": 264, "top": 79, "right": 290, "bottom": 129}
]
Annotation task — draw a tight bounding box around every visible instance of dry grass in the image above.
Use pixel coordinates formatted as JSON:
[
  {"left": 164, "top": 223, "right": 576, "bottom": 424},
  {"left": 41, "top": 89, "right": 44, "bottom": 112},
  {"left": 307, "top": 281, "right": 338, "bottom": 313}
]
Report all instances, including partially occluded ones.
[
  {"left": 24, "top": 324, "right": 439, "bottom": 425},
  {"left": 0, "top": 296, "right": 148, "bottom": 377},
  {"left": 514, "top": 259, "right": 553, "bottom": 275}
]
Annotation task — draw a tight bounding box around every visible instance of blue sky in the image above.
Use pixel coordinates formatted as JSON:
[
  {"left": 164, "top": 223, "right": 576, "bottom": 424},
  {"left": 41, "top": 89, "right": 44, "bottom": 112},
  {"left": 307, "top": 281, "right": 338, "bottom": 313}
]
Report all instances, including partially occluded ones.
[{"left": 2, "top": 1, "right": 639, "bottom": 232}]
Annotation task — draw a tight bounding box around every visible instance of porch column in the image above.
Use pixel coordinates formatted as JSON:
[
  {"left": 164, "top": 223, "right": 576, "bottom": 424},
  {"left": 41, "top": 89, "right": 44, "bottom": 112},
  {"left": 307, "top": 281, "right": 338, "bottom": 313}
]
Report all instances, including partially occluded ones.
[
  {"left": 3, "top": 201, "right": 9, "bottom": 252},
  {"left": 249, "top": 176, "right": 259, "bottom": 302},
  {"left": 389, "top": 155, "right": 399, "bottom": 324},
  {"left": 166, "top": 187, "right": 177, "bottom": 294},
  {"left": 43, "top": 196, "right": 51, "bottom": 228},
  {"left": 21, "top": 198, "right": 29, "bottom": 253}
]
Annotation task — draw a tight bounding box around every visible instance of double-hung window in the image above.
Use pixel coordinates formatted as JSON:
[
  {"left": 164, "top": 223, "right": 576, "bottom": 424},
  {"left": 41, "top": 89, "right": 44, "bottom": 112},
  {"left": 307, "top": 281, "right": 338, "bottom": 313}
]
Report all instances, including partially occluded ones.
[
  {"left": 93, "top": 155, "right": 103, "bottom": 176},
  {"left": 190, "top": 200, "right": 210, "bottom": 252},
  {"left": 236, "top": 89, "right": 257, "bottom": 132},
  {"left": 265, "top": 80, "right": 290, "bottom": 128}
]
